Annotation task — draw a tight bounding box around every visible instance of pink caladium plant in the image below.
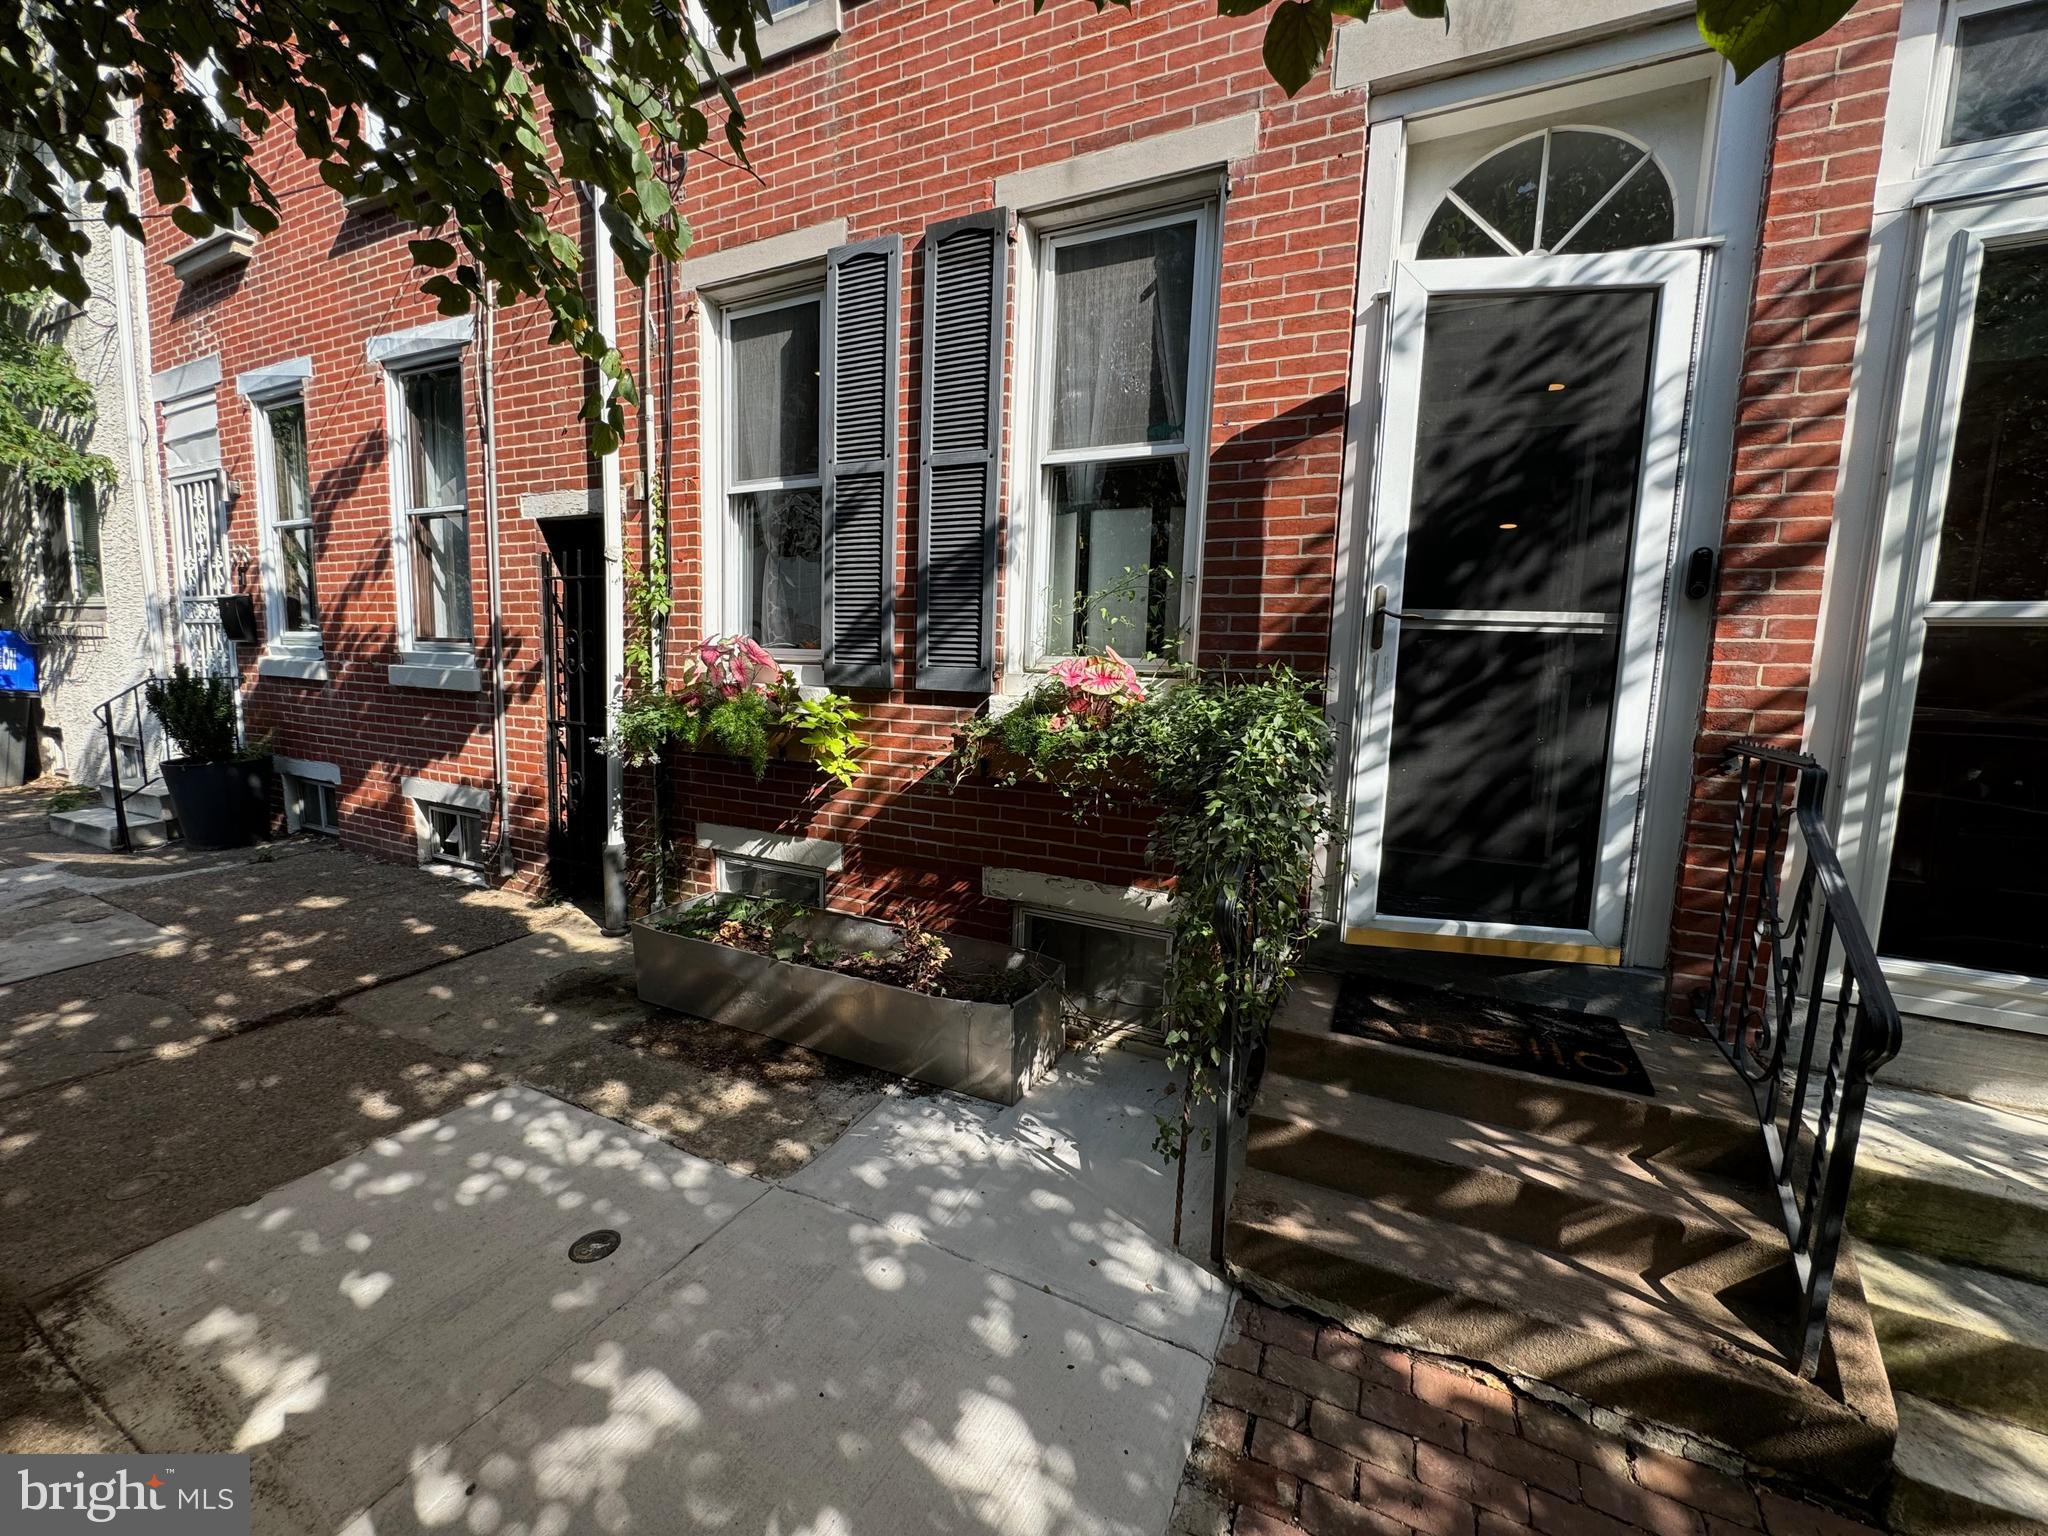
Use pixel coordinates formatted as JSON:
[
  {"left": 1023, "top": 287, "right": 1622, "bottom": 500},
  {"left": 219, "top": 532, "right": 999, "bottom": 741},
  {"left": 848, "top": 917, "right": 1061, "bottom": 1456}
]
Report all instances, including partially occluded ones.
[
  {"left": 1045, "top": 648, "right": 1146, "bottom": 728},
  {"left": 688, "top": 634, "right": 785, "bottom": 700}
]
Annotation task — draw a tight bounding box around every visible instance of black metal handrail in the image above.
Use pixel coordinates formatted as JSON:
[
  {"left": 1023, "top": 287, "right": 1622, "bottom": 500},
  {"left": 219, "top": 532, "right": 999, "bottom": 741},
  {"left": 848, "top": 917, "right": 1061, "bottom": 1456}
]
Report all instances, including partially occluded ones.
[
  {"left": 1698, "top": 741, "right": 1904, "bottom": 1377},
  {"left": 1210, "top": 860, "right": 1258, "bottom": 1267},
  {"left": 93, "top": 675, "right": 159, "bottom": 853}
]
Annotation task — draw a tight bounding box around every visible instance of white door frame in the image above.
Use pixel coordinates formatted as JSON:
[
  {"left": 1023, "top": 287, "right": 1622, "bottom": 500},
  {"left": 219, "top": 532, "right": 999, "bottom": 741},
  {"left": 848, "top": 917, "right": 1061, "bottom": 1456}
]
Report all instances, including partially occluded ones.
[
  {"left": 1344, "top": 247, "right": 1704, "bottom": 962},
  {"left": 1836, "top": 190, "right": 2048, "bottom": 1033}
]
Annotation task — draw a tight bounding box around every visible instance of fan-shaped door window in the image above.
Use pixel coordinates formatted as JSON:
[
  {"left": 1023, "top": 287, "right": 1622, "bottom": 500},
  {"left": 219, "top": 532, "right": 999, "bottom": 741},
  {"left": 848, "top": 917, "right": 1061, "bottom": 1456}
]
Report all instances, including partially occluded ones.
[{"left": 1418, "top": 129, "right": 1676, "bottom": 259}]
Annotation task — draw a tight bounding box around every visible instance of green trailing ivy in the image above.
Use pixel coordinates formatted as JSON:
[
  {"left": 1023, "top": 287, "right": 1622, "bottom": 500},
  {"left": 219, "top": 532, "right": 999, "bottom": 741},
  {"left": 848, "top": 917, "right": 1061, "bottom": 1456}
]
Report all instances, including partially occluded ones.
[{"left": 952, "top": 659, "right": 1334, "bottom": 1168}]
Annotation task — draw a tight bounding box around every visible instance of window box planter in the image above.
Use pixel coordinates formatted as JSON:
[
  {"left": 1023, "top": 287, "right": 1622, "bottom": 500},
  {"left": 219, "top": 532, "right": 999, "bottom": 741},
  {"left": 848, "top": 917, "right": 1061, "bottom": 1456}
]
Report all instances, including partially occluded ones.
[
  {"left": 952, "top": 732, "right": 1152, "bottom": 794},
  {"left": 631, "top": 901, "right": 1064, "bottom": 1104},
  {"left": 160, "top": 754, "right": 272, "bottom": 849}
]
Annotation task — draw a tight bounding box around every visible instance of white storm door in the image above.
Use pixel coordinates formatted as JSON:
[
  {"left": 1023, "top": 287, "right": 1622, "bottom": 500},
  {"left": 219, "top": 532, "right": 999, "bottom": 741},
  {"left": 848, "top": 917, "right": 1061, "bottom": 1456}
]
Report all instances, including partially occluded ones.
[{"left": 1345, "top": 249, "right": 1703, "bottom": 961}]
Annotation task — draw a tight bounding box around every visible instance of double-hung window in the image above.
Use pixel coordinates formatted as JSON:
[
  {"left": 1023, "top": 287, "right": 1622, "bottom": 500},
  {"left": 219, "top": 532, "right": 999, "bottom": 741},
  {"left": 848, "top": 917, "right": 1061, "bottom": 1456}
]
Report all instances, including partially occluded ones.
[
  {"left": 722, "top": 291, "right": 825, "bottom": 656},
  {"left": 1030, "top": 204, "right": 1216, "bottom": 665},
  {"left": 49, "top": 484, "right": 104, "bottom": 605},
  {"left": 256, "top": 397, "right": 318, "bottom": 641},
  {"left": 395, "top": 364, "right": 471, "bottom": 646}
]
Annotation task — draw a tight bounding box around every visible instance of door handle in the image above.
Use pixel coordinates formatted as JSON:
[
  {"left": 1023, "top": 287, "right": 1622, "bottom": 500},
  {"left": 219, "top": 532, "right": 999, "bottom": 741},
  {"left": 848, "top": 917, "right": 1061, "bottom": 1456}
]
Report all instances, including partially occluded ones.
[{"left": 1370, "top": 585, "right": 1414, "bottom": 651}]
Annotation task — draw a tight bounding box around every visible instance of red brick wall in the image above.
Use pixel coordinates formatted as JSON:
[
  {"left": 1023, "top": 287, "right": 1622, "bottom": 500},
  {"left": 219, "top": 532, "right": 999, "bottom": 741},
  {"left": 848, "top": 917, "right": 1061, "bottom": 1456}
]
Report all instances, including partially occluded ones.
[
  {"left": 638, "top": 0, "right": 1367, "bottom": 932},
  {"left": 1662, "top": 1, "right": 1903, "bottom": 1021}
]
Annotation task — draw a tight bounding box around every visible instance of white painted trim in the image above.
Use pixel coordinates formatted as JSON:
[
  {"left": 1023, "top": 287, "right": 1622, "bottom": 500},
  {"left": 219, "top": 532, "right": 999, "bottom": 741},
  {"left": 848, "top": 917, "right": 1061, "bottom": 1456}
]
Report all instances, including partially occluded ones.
[
  {"left": 694, "top": 821, "right": 845, "bottom": 872},
  {"left": 1334, "top": 1, "right": 1694, "bottom": 94},
  {"left": 993, "top": 113, "right": 1259, "bottom": 213},
  {"left": 402, "top": 774, "right": 492, "bottom": 813},
  {"left": 1326, "top": 35, "right": 1767, "bottom": 964},
  {"left": 982, "top": 867, "right": 1171, "bottom": 927},
  {"left": 257, "top": 654, "right": 328, "bottom": 682},
  {"left": 709, "top": 0, "right": 840, "bottom": 75},
  {"left": 151, "top": 355, "right": 220, "bottom": 403},
  {"left": 678, "top": 218, "right": 848, "bottom": 295},
  {"left": 235, "top": 357, "right": 313, "bottom": 400},
  {"left": 274, "top": 754, "right": 341, "bottom": 785},
  {"left": 381, "top": 358, "right": 472, "bottom": 656},
  {"left": 387, "top": 660, "right": 480, "bottom": 692},
  {"left": 366, "top": 317, "right": 473, "bottom": 370},
  {"left": 247, "top": 384, "right": 322, "bottom": 654},
  {"left": 1003, "top": 197, "right": 1221, "bottom": 685}
]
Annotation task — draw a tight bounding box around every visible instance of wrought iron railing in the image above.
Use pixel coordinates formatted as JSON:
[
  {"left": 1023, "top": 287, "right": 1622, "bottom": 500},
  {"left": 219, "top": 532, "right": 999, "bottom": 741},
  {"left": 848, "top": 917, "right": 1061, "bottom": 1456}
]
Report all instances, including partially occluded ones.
[
  {"left": 1698, "top": 741, "right": 1904, "bottom": 1377},
  {"left": 1209, "top": 860, "right": 1257, "bottom": 1267},
  {"left": 93, "top": 675, "right": 159, "bottom": 853}
]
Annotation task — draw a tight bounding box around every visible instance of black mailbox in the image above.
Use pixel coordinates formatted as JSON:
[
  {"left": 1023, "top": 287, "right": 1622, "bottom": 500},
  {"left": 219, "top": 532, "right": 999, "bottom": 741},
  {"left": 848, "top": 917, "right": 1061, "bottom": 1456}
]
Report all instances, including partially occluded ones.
[{"left": 217, "top": 593, "right": 261, "bottom": 644}]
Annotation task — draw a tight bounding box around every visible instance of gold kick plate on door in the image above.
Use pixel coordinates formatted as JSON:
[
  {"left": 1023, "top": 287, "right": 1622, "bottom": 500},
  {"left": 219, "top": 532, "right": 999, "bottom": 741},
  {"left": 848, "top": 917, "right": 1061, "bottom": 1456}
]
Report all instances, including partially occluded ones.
[{"left": 1341, "top": 927, "right": 1624, "bottom": 967}]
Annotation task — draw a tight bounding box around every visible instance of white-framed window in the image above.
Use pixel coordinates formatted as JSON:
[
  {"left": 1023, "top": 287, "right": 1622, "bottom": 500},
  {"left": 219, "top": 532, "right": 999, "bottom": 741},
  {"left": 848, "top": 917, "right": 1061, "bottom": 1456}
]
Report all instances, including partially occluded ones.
[
  {"left": 282, "top": 773, "right": 339, "bottom": 835},
  {"left": 389, "top": 362, "right": 471, "bottom": 648},
  {"left": 716, "top": 852, "right": 827, "bottom": 905},
  {"left": 422, "top": 801, "right": 483, "bottom": 869},
  {"left": 717, "top": 288, "right": 825, "bottom": 658},
  {"left": 253, "top": 392, "right": 318, "bottom": 644},
  {"left": 48, "top": 483, "right": 104, "bottom": 605},
  {"left": 1416, "top": 127, "right": 1678, "bottom": 258},
  {"left": 1932, "top": 0, "right": 2048, "bottom": 160},
  {"left": 1020, "top": 201, "right": 1219, "bottom": 668}
]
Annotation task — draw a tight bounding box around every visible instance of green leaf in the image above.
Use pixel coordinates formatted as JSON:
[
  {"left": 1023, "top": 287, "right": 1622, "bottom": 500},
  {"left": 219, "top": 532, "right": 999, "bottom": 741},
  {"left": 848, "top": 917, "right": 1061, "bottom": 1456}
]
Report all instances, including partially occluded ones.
[
  {"left": 1404, "top": 0, "right": 1449, "bottom": 18},
  {"left": 1697, "top": 0, "right": 1856, "bottom": 79},
  {"left": 1262, "top": 1, "right": 1332, "bottom": 97},
  {"left": 408, "top": 237, "right": 459, "bottom": 268}
]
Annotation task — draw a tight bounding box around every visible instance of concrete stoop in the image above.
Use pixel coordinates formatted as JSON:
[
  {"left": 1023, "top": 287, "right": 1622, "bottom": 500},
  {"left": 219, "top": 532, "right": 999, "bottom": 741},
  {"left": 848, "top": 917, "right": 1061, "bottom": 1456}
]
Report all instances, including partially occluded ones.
[
  {"left": 1850, "top": 1091, "right": 2048, "bottom": 1536},
  {"left": 46, "top": 780, "right": 178, "bottom": 850},
  {"left": 1224, "top": 972, "right": 1897, "bottom": 1504}
]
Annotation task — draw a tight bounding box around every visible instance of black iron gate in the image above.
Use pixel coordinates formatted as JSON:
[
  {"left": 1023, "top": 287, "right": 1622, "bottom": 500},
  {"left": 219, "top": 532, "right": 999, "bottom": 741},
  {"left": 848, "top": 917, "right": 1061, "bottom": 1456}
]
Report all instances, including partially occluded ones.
[{"left": 539, "top": 528, "right": 606, "bottom": 901}]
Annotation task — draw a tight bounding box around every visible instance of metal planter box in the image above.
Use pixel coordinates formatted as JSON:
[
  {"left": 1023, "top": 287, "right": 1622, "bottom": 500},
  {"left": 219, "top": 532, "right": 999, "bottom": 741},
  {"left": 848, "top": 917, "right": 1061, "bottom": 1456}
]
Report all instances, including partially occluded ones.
[{"left": 631, "top": 905, "right": 1064, "bottom": 1105}]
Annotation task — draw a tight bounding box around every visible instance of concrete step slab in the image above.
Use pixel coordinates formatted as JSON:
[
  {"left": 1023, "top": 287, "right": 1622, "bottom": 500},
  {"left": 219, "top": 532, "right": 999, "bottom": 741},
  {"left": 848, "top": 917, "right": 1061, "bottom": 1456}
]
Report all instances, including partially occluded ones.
[
  {"left": 1265, "top": 975, "right": 1762, "bottom": 1176},
  {"left": 1889, "top": 1394, "right": 2048, "bottom": 1536},
  {"left": 1248, "top": 1071, "right": 1788, "bottom": 1293},
  {"left": 1859, "top": 1242, "right": 2048, "bottom": 1434},
  {"left": 46, "top": 803, "right": 175, "bottom": 851},
  {"left": 1852, "top": 1091, "right": 2048, "bottom": 1285},
  {"left": 98, "top": 777, "right": 175, "bottom": 822},
  {"left": 1226, "top": 1165, "right": 1896, "bottom": 1499}
]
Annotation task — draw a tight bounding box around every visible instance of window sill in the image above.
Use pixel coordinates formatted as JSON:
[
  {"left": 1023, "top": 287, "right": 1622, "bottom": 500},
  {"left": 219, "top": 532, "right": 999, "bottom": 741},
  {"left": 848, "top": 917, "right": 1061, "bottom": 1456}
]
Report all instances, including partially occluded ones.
[
  {"left": 167, "top": 226, "right": 258, "bottom": 285},
  {"left": 388, "top": 659, "right": 480, "bottom": 692},
  {"left": 709, "top": 0, "right": 841, "bottom": 76},
  {"left": 258, "top": 652, "right": 329, "bottom": 683},
  {"left": 49, "top": 603, "right": 107, "bottom": 635}
]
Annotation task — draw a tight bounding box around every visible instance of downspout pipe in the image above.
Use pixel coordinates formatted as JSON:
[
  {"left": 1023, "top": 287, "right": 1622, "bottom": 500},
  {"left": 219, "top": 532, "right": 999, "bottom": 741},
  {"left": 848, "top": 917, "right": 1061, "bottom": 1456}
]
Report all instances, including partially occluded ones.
[
  {"left": 480, "top": 0, "right": 513, "bottom": 881},
  {"left": 592, "top": 183, "right": 629, "bottom": 933},
  {"left": 111, "top": 104, "right": 167, "bottom": 677}
]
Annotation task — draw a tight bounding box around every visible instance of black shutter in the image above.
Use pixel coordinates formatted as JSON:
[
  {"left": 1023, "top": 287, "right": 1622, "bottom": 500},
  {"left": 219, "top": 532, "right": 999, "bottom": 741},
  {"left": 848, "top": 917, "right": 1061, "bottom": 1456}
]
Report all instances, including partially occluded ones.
[
  {"left": 916, "top": 209, "right": 1008, "bottom": 693},
  {"left": 822, "top": 234, "right": 901, "bottom": 691}
]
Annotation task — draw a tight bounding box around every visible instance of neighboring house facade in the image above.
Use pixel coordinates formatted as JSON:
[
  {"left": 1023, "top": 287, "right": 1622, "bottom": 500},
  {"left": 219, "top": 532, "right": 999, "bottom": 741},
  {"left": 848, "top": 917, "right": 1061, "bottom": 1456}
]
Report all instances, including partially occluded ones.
[
  {"left": 136, "top": 0, "right": 2048, "bottom": 1065},
  {"left": 3, "top": 121, "right": 165, "bottom": 787}
]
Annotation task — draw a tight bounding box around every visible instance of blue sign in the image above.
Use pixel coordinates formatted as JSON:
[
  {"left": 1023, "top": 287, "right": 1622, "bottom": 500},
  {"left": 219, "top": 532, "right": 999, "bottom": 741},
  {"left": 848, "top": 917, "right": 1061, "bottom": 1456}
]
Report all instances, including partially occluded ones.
[{"left": 0, "top": 631, "right": 36, "bottom": 693}]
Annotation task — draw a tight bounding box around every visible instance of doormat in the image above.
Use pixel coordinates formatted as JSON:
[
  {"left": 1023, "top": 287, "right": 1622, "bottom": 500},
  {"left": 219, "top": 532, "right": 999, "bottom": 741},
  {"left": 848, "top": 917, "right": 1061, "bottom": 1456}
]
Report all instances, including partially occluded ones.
[{"left": 1329, "top": 974, "right": 1655, "bottom": 1097}]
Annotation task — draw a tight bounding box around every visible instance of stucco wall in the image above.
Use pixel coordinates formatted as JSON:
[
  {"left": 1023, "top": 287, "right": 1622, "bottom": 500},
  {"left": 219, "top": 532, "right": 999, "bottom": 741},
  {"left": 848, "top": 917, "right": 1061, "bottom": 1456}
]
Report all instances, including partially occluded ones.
[{"left": 3, "top": 165, "right": 162, "bottom": 787}]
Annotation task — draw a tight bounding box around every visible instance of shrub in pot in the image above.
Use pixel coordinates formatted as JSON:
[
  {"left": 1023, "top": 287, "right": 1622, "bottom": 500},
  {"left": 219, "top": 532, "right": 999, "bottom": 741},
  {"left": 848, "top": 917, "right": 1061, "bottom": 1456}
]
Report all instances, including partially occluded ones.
[{"left": 144, "top": 665, "right": 272, "bottom": 848}]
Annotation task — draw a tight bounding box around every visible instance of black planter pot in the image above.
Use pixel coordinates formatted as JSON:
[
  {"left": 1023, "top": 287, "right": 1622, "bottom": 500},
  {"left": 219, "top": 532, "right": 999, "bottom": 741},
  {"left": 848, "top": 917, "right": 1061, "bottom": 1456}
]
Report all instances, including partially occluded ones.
[{"left": 160, "top": 755, "right": 272, "bottom": 849}]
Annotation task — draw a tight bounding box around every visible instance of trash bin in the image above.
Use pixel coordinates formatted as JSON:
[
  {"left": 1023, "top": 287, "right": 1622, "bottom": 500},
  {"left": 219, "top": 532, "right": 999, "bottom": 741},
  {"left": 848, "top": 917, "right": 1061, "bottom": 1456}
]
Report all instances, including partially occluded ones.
[{"left": 0, "top": 691, "right": 41, "bottom": 787}]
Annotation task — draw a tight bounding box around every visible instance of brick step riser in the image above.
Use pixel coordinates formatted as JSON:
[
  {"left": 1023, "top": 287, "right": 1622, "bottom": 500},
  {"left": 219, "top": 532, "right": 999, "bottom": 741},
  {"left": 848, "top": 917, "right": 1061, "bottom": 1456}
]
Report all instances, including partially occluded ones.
[
  {"left": 1872, "top": 1308, "right": 2048, "bottom": 1438},
  {"left": 1850, "top": 1172, "right": 2048, "bottom": 1288},
  {"left": 1263, "top": 1029, "right": 1765, "bottom": 1178},
  {"left": 1246, "top": 1115, "right": 1791, "bottom": 1294},
  {"left": 1224, "top": 1216, "right": 1894, "bottom": 1501}
]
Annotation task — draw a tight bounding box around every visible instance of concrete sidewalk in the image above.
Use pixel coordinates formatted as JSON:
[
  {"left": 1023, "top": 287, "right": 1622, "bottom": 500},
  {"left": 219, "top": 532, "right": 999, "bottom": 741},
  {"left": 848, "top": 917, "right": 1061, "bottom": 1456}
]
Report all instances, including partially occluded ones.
[{"left": 46, "top": 1059, "right": 1227, "bottom": 1535}]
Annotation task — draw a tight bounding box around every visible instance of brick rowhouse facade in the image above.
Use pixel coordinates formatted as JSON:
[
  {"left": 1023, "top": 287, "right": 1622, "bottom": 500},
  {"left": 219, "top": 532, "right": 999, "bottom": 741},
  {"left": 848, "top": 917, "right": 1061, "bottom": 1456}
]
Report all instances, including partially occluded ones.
[{"left": 142, "top": 0, "right": 1914, "bottom": 1000}]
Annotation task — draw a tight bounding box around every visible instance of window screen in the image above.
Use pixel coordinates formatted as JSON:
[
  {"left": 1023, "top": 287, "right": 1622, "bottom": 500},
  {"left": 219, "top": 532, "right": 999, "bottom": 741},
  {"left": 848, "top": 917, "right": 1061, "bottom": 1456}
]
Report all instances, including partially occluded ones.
[
  {"left": 718, "top": 854, "right": 826, "bottom": 905},
  {"left": 1019, "top": 910, "right": 1170, "bottom": 1029}
]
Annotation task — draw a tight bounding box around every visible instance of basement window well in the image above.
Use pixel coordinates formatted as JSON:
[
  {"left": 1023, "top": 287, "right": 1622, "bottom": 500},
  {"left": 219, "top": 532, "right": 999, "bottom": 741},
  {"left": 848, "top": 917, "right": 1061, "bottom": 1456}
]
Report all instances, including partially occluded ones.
[
  {"left": 283, "top": 774, "right": 338, "bottom": 835},
  {"left": 717, "top": 852, "right": 827, "bottom": 906},
  {"left": 1017, "top": 908, "right": 1171, "bottom": 1034}
]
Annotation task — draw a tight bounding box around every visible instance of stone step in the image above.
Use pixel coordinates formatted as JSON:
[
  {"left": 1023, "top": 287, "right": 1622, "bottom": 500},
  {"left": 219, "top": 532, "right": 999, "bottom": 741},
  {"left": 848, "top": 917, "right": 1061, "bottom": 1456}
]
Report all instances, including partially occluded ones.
[
  {"left": 1888, "top": 1395, "right": 2048, "bottom": 1536},
  {"left": 1263, "top": 978, "right": 1763, "bottom": 1176},
  {"left": 1248, "top": 1071, "right": 1789, "bottom": 1293},
  {"left": 47, "top": 803, "right": 176, "bottom": 851},
  {"left": 98, "top": 777, "right": 175, "bottom": 822},
  {"left": 1851, "top": 1091, "right": 2048, "bottom": 1285},
  {"left": 1225, "top": 1165, "right": 1896, "bottom": 1499},
  {"left": 1858, "top": 1243, "right": 2048, "bottom": 1436}
]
